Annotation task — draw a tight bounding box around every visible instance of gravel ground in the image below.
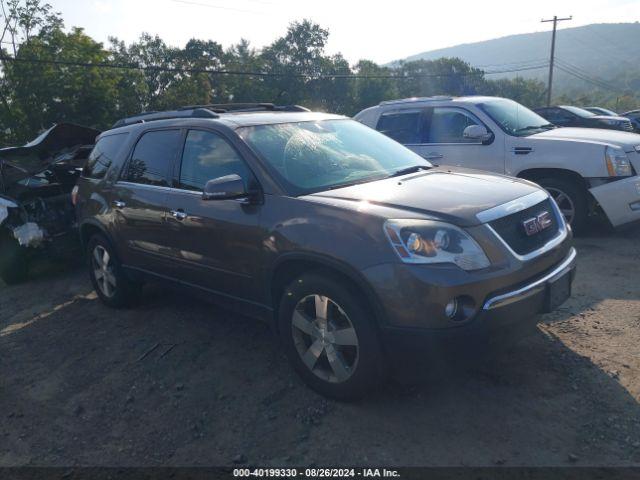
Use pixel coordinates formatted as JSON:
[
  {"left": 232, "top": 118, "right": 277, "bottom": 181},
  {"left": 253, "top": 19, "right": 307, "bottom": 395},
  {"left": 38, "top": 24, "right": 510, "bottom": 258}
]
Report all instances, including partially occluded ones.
[{"left": 1, "top": 224, "right": 639, "bottom": 467}]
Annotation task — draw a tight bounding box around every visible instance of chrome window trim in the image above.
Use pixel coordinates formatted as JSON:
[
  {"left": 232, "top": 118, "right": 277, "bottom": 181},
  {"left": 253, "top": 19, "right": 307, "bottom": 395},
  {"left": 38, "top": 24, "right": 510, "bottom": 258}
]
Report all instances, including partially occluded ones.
[
  {"left": 477, "top": 190, "right": 569, "bottom": 262},
  {"left": 483, "top": 247, "right": 576, "bottom": 311},
  {"left": 116, "top": 181, "right": 172, "bottom": 192},
  {"left": 115, "top": 181, "right": 248, "bottom": 202},
  {"left": 116, "top": 181, "right": 200, "bottom": 196},
  {"left": 403, "top": 142, "right": 484, "bottom": 147}
]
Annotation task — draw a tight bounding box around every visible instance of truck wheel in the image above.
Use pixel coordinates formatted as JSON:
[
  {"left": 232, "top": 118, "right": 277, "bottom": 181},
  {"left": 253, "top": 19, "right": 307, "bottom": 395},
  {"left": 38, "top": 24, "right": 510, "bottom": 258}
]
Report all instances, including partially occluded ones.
[
  {"left": 0, "top": 234, "right": 29, "bottom": 285},
  {"left": 537, "top": 177, "right": 589, "bottom": 233},
  {"left": 87, "top": 234, "right": 141, "bottom": 308},
  {"left": 278, "top": 272, "right": 386, "bottom": 400}
]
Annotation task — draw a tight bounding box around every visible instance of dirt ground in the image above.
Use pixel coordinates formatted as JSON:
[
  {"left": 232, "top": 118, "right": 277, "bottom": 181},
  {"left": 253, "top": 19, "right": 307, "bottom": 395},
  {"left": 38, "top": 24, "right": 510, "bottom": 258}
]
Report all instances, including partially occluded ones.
[{"left": 1, "top": 224, "right": 639, "bottom": 467}]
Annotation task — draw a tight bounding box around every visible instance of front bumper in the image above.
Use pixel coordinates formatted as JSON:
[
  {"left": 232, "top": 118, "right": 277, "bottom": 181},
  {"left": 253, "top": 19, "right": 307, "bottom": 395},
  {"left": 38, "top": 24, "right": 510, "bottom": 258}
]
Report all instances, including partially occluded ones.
[
  {"left": 482, "top": 247, "right": 575, "bottom": 311},
  {"left": 589, "top": 175, "right": 640, "bottom": 227},
  {"left": 369, "top": 247, "right": 577, "bottom": 353}
]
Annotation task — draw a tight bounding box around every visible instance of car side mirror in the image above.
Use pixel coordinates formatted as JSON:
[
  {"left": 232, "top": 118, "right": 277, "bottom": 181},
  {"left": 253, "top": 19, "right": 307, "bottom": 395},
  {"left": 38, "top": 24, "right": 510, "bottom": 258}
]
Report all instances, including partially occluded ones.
[
  {"left": 202, "top": 174, "right": 249, "bottom": 201},
  {"left": 463, "top": 125, "right": 492, "bottom": 143}
]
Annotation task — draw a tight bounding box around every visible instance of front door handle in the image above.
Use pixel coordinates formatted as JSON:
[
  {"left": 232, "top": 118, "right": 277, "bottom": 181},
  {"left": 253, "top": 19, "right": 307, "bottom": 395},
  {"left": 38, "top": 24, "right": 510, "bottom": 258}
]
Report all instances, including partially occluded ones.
[
  {"left": 112, "top": 200, "right": 126, "bottom": 209},
  {"left": 170, "top": 209, "right": 188, "bottom": 221},
  {"left": 422, "top": 152, "right": 443, "bottom": 160}
]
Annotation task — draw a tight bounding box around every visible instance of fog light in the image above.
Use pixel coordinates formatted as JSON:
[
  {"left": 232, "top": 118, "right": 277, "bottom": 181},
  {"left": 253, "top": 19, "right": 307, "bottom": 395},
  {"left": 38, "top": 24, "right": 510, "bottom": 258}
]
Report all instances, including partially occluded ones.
[
  {"left": 630, "top": 200, "right": 640, "bottom": 211},
  {"left": 445, "top": 299, "right": 458, "bottom": 318},
  {"left": 444, "top": 296, "right": 477, "bottom": 323}
]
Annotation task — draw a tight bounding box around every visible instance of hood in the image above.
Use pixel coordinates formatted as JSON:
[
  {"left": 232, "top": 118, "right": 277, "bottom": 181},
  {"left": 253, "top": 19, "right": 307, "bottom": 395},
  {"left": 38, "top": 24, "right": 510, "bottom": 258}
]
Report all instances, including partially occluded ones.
[
  {"left": 305, "top": 168, "right": 541, "bottom": 227},
  {"left": 591, "top": 115, "right": 629, "bottom": 122},
  {"left": 0, "top": 123, "right": 100, "bottom": 187},
  {"left": 531, "top": 127, "right": 640, "bottom": 152}
]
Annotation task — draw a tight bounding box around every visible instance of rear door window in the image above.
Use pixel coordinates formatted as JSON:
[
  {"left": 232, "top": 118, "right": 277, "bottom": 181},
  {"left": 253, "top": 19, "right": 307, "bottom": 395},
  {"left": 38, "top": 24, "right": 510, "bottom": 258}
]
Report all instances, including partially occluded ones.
[
  {"left": 124, "top": 130, "right": 182, "bottom": 187},
  {"left": 376, "top": 110, "right": 424, "bottom": 144},
  {"left": 83, "top": 133, "right": 129, "bottom": 179},
  {"left": 178, "top": 130, "right": 251, "bottom": 192}
]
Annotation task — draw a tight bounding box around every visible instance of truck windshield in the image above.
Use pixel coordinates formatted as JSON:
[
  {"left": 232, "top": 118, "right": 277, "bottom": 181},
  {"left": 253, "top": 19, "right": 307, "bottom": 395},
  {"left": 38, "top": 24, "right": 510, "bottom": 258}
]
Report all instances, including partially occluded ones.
[
  {"left": 238, "top": 119, "right": 432, "bottom": 195},
  {"left": 478, "top": 98, "right": 555, "bottom": 137}
]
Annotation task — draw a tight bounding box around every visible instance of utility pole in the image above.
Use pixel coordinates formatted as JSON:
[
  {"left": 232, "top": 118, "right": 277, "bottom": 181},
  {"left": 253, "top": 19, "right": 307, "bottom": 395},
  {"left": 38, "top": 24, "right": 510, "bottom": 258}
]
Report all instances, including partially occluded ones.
[{"left": 541, "top": 15, "right": 572, "bottom": 106}]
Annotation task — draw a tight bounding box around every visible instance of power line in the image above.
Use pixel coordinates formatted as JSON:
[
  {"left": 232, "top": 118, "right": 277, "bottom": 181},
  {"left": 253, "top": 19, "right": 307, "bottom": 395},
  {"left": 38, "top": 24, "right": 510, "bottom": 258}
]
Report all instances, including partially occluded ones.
[
  {"left": 475, "top": 58, "right": 548, "bottom": 69},
  {"left": 554, "top": 60, "right": 625, "bottom": 93},
  {"left": 555, "top": 58, "right": 623, "bottom": 91},
  {"left": 555, "top": 58, "right": 618, "bottom": 88},
  {"left": 0, "top": 55, "right": 549, "bottom": 79},
  {"left": 555, "top": 64, "right": 615, "bottom": 91}
]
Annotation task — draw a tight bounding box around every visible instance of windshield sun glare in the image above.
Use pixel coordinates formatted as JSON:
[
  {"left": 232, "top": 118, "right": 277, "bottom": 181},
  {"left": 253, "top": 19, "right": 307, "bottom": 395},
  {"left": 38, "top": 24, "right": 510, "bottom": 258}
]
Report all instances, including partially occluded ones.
[{"left": 238, "top": 119, "right": 432, "bottom": 194}]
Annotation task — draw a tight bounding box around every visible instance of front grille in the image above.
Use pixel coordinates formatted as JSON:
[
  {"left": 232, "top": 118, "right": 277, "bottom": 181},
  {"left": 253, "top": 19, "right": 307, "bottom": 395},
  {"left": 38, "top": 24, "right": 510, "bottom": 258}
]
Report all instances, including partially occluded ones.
[
  {"left": 489, "top": 199, "right": 560, "bottom": 256},
  {"left": 622, "top": 121, "right": 634, "bottom": 132}
]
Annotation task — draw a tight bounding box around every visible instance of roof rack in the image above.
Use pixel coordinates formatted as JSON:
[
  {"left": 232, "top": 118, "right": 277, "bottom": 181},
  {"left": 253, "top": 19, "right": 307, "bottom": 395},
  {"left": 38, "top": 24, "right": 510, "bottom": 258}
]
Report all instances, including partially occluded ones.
[
  {"left": 112, "top": 108, "right": 219, "bottom": 128},
  {"left": 179, "top": 103, "right": 310, "bottom": 113},
  {"left": 379, "top": 96, "right": 453, "bottom": 106},
  {"left": 111, "top": 103, "right": 311, "bottom": 129}
]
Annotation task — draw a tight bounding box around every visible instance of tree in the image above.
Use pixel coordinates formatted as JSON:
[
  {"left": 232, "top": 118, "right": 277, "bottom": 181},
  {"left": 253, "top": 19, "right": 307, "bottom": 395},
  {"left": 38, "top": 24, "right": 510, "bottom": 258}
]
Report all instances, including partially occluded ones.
[
  {"left": 260, "top": 20, "right": 330, "bottom": 104},
  {"left": 0, "top": 0, "right": 62, "bottom": 143},
  {"left": 2, "top": 13, "right": 637, "bottom": 147},
  {"left": 395, "top": 57, "right": 488, "bottom": 99},
  {"left": 350, "top": 60, "right": 398, "bottom": 114},
  {"left": 219, "top": 39, "right": 267, "bottom": 103},
  {"left": 486, "top": 77, "right": 546, "bottom": 107}
]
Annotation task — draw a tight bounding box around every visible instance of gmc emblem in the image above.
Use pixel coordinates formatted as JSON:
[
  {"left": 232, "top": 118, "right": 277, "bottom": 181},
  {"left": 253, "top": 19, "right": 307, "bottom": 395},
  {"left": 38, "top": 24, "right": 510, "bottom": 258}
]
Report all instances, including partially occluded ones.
[{"left": 523, "top": 211, "right": 553, "bottom": 236}]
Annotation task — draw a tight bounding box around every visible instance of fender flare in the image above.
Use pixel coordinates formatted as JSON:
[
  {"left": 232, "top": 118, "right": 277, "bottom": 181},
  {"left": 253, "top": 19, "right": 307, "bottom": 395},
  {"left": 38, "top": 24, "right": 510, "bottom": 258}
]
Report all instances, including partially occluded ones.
[{"left": 267, "top": 251, "right": 388, "bottom": 329}]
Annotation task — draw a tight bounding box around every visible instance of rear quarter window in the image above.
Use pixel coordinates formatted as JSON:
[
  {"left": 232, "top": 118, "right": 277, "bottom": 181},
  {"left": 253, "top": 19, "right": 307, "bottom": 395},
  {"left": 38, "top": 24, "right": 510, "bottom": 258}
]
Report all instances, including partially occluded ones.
[{"left": 83, "top": 133, "right": 129, "bottom": 179}]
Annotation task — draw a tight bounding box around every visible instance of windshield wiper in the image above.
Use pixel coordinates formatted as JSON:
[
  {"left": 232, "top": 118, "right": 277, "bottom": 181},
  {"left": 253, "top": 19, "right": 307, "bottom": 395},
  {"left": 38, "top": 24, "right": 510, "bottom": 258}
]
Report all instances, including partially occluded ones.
[{"left": 388, "top": 165, "right": 430, "bottom": 178}]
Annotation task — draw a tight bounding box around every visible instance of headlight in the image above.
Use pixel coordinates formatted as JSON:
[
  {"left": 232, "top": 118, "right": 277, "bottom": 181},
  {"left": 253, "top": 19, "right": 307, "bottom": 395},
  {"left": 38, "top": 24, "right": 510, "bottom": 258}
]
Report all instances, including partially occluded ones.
[
  {"left": 384, "top": 219, "right": 490, "bottom": 271},
  {"left": 605, "top": 146, "right": 632, "bottom": 176},
  {"left": 600, "top": 119, "right": 618, "bottom": 126}
]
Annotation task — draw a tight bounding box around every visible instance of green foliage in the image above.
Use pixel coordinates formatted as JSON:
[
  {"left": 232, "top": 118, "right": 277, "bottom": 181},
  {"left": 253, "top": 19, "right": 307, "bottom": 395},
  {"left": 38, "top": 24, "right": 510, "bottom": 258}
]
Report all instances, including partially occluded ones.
[
  {"left": 487, "top": 77, "right": 546, "bottom": 108},
  {"left": 0, "top": 1, "right": 638, "bottom": 145}
]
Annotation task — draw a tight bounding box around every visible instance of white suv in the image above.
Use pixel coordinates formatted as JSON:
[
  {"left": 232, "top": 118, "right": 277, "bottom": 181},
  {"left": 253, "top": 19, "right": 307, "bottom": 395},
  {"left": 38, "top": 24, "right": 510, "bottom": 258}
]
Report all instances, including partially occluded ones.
[{"left": 355, "top": 96, "right": 640, "bottom": 232}]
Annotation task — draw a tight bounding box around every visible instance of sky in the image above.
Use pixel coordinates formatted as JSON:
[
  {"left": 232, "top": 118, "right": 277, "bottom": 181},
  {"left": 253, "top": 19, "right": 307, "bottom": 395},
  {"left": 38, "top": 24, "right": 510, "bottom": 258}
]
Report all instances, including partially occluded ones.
[{"left": 48, "top": 0, "right": 639, "bottom": 64}]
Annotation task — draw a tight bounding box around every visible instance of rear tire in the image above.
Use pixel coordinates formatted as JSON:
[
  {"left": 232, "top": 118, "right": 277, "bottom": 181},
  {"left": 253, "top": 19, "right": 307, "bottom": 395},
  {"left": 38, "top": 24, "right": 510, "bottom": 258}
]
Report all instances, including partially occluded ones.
[
  {"left": 0, "top": 233, "right": 29, "bottom": 285},
  {"left": 87, "top": 234, "right": 141, "bottom": 308},
  {"left": 536, "top": 176, "right": 589, "bottom": 234},
  {"left": 278, "top": 272, "right": 386, "bottom": 400}
]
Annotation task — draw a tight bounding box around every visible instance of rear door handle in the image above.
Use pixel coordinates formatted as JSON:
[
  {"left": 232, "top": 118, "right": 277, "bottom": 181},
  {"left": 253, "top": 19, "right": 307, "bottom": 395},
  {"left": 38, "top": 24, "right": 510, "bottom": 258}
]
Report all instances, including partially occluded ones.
[
  {"left": 112, "top": 200, "right": 126, "bottom": 209},
  {"left": 170, "top": 209, "right": 188, "bottom": 221}
]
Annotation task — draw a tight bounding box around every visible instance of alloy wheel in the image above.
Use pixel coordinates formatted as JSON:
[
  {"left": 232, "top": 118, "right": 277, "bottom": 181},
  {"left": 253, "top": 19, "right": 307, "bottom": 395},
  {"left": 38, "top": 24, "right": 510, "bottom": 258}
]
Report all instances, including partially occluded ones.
[
  {"left": 92, "top": 245, "right": 117, "bottom": 298},
  {"left": 291, "top": 294, "right": 359, "bottom": 383},
  {"left": 546, "top": 187, "right": 576, "bottom": 225}
]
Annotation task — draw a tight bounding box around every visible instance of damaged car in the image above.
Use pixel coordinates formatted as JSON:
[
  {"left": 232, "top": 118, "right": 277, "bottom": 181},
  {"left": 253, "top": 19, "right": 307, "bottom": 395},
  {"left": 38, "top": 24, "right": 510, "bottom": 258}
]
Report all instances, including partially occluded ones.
[{"left": 0, "top": 123, "right": 100, "bottom": 284}]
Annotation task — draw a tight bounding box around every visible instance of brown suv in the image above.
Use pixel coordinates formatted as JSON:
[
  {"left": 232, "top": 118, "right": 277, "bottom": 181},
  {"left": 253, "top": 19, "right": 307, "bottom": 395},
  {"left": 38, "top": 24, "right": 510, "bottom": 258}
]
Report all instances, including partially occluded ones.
[{"left": 75, "top": 103, "right": 576, "bottom": 399}]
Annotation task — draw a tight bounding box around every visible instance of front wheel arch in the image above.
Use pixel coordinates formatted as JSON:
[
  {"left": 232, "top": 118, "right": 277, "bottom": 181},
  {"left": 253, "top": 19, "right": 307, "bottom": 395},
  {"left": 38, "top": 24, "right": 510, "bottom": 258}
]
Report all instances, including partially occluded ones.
[{"left": 269, "top": 255, "right": 386, "bottom": 333}]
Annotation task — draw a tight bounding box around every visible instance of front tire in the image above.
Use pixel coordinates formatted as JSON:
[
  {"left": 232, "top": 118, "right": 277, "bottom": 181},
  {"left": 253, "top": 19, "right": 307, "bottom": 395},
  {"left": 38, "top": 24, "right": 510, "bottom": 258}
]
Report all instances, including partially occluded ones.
[
  {"left": 278, "top": 272, "right": 385, "bottom": 400},
  {"left": 536, "top": 177, "right": 589, "bottom": 233},
  {"left": 87, "top": 234, "right": 140, "bottom": 308}
]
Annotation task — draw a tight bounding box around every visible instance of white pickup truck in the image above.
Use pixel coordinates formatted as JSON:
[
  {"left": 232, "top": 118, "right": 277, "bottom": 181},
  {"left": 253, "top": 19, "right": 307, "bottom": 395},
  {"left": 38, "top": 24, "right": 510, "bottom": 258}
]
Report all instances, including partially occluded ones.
[{"left": 355, "top": 96, "right": 640, "bottom": 232}]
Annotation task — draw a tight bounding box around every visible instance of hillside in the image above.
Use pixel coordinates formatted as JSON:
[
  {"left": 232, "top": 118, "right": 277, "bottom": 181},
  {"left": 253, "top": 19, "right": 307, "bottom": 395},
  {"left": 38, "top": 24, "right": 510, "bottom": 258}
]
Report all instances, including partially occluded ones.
[{"left": 389, "top": 23, "right": 640, "bottom": 95}]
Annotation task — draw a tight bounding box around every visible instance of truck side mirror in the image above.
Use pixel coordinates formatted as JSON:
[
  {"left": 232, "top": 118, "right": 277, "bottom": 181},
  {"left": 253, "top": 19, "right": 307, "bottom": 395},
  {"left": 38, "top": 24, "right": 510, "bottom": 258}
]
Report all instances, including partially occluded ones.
[{"left": 463, "top": 125, "right": 492, "bottom": 144}]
